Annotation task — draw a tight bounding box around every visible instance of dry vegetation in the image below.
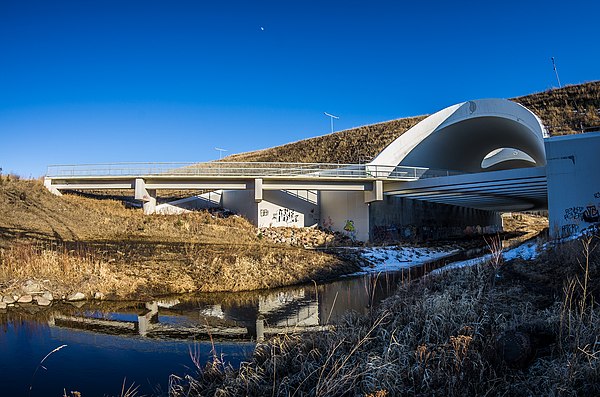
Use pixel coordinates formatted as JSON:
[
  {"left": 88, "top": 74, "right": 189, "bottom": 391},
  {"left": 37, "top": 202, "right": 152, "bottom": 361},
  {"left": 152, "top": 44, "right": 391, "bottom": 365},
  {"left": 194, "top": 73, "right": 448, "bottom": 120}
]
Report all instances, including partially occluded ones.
[
  {"left": 223, "top": 82, "right": 599, "bottom": 164},
  {"left": 513, "top": 82, "right": 600, "bottom": 135},
  {"left": 0, "top": 177, "right": 351, "bottom": 299},
  {"left": 172, "top": 232, "right": 600, "bottom": 396}
]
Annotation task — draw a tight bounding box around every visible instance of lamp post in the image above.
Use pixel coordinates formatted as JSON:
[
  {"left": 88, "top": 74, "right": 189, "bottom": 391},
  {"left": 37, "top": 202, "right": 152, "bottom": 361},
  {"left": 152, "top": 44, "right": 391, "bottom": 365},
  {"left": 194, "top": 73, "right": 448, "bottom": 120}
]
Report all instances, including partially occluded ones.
[
  {"left": 551, "top": 57, "right": 562, "bottom": 88},
  {"left": 324, "top": 112, "right": 339, "bottom": 134},
  {"left": 215, "top": 147, "right": 227, "bottom": 160}
]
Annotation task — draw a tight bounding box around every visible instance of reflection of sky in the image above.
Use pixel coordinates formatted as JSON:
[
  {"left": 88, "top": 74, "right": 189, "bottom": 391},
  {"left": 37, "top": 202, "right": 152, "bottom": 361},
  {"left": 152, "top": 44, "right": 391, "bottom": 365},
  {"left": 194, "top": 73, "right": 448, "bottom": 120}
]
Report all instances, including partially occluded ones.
[
  {"left": 0, "top": 267, "right": 407, "bottom": 396},
  {"left": 0, "top": 320, "right": 254, "bottom": 397}
]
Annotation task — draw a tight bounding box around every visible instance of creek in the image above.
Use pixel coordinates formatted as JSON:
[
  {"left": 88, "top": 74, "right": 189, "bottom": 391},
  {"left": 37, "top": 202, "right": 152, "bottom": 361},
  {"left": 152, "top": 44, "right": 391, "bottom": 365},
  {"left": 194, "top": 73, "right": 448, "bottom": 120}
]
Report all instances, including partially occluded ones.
[{"left": 0, "top": 244, "right": 497, "bottom": 396}]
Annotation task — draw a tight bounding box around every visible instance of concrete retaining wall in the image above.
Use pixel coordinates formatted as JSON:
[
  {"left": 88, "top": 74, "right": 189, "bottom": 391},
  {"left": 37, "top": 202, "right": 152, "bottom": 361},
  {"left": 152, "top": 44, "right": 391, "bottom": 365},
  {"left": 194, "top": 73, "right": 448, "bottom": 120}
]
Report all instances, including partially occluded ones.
[
  {"left": 320, "top": 191, "right": 370, "bottom": 241},
  {"left": 546, "top": 132, "right": 600, "bottom": 238},
  {"left": 257, "top": 191, "right": 319, "bottom": 228},
  {"left": 369, "top": 196, "right": 502, "bottom": 242}
]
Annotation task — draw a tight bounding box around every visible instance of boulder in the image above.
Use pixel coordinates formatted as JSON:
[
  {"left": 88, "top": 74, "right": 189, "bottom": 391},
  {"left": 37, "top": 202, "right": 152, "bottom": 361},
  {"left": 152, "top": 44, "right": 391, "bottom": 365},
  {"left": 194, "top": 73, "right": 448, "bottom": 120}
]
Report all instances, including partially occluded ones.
[
  {"left": 22, "top": 280, "right": 43, "bottom": 295},
  {"left": 67, "top": 292, "right": 86, "bottom": 302},
  {"left": 34, "top": 296, "right": 51, "bottom": 307},
  {"left": 0, "top": 302, "right": 6, "bottom": 310},
  {"left": 496, "top": 330, "right": 533, "bottom": 369},
  {"left": 17, "top": 295, "right": 33, "bottom": 303},
  {"left": 93, "top": 292, "right": 105, "bottom": 300},
  {"left": 2, "top": 295, "right": 16, "bottom": 304},
  {"left": 42, "top": 292, "right": 53, "bottom": 301}
]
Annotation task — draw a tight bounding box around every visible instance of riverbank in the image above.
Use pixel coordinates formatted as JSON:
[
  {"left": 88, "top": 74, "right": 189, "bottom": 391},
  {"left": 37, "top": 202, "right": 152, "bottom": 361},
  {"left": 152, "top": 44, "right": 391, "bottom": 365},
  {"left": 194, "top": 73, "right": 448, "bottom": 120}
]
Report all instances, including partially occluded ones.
[
  {"left": 172, "top": 228, "right": 600, "bottom": 396},
  {"left": 0, "top": 178, "right": 354, "bottom": 304},
  {"left": 0, "top": 178, "right": 547, "bottom": 307}
]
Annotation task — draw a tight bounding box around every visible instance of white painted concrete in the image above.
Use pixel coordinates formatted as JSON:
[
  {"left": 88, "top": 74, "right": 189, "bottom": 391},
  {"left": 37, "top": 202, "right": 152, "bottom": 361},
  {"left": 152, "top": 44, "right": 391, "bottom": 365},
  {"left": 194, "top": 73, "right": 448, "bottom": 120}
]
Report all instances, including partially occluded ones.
[
  {"left": 320, "top": 191, "right": 370, "bottom": 241},
  {"left": 258, "top": 190, "right": 319, "bottom": 228},
  {"left": 546, "top": 132, "right": 600, "bottom": 238},
  {"left": 222, "top": 190, "right": 258, "bottom": 224},
  {"left": 155, "top": 191, "right": 222, "bottom": 215},
  {"left": 369, "top": 99, "right": 547, "bottom": 173}
]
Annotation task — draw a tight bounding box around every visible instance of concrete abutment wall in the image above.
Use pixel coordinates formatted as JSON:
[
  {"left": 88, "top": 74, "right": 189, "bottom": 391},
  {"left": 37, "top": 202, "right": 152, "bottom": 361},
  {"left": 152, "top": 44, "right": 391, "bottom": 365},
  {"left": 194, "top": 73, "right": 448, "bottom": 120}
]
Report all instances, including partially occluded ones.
[
  {"left": 369, "top": 196, "right": 502, "bottom": 242},
  {"left": 546, "top": 132, "right": 600, "bottom": 238}
]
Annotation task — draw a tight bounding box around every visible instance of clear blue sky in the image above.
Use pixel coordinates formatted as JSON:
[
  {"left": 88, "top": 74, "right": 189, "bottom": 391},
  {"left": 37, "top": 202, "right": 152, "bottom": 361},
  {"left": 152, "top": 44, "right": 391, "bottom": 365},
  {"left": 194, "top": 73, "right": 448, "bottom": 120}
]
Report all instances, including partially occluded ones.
[{"left": 1, "top": 0, "right": 598, "bottom": 177}]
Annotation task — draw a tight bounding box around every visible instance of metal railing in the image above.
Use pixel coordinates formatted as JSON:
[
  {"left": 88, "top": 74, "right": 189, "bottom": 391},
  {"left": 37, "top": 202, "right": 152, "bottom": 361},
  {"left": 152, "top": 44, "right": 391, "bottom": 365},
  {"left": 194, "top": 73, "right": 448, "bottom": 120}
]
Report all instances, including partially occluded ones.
[{"left": 46, "top": 162, "right": 429, "bottom": 180}]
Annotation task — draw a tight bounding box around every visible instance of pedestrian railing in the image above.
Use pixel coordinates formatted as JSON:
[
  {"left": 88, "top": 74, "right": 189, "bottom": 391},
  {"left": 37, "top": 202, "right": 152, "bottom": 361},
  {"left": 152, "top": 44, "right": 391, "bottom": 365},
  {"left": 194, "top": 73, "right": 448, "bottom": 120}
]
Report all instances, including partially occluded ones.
[{"left": 46, "top": 162, "right": 430, "bottom": 181}]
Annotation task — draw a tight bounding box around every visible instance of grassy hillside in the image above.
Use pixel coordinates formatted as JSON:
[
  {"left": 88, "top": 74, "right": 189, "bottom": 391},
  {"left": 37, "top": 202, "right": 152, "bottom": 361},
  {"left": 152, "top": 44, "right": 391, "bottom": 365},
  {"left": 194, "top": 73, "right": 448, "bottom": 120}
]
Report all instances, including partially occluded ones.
[
  {"left": 0, "top": 177, "right": 351, "bottom": 299},
  {"left": 224, "top": 81, "right": 600, "bottom": 164}
]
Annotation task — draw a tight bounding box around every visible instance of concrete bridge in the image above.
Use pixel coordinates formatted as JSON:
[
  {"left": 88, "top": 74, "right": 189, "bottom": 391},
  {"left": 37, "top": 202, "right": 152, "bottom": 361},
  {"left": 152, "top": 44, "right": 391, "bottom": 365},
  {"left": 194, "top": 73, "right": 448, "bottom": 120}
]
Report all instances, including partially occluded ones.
[{"left": 44, "top": 98, "right": 600, "bottom": 241}]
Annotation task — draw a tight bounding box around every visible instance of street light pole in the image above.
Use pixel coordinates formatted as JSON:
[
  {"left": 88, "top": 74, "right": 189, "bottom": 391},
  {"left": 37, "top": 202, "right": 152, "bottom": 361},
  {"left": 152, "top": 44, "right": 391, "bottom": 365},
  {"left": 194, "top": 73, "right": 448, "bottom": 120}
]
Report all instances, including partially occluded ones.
[
  {"left": 324, "top": 112, "right": 339, "bottom": 134},
  {"left": 551, "top": 57, "right": 562, "bottom": 88},
  {"left": 215, "top": 147, "right": 227, "bottom": 160}
]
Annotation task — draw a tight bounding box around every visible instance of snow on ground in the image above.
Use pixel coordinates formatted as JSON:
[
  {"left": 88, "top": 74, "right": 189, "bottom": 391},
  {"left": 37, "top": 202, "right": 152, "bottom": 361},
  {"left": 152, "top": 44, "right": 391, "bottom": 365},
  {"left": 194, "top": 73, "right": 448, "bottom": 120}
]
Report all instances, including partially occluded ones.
[
  {"left": 352, "top": 246, "right": 461, "bottom": 275},
  {"left": 431, "top": 240, "right": 541, "bottom": 275}
]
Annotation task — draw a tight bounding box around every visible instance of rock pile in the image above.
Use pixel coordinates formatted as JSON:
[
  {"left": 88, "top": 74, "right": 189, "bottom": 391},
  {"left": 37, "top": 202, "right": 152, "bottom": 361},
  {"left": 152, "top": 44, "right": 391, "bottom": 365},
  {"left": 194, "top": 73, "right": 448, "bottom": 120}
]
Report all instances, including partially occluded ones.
[
  {"left": 259, "top": 227, "right": 361, "bottom": 247},
  {"left": 0, "top": 279, "right": 99, "bottom": 311}
]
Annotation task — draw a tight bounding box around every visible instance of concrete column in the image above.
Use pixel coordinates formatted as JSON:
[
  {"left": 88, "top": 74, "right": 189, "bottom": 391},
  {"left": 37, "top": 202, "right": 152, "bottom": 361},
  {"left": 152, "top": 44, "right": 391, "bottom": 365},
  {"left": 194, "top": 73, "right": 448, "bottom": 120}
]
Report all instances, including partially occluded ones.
[
  {"left": 134, "top": 178, "right": 157, "bottom": 214},
  {"left": 364, "top": 180, "right": 383, "bottom": 203},
  {"left": 254, "top": 178, "right": 263, "bottom": 202},
  {"left": 43, "top": 177, "right": 62, "bottom": 196}
]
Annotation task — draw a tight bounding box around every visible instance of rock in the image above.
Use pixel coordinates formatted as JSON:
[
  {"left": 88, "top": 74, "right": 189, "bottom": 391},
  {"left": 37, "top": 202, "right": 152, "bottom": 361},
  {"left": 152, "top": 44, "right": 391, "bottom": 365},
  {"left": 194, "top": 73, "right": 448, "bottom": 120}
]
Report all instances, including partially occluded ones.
[
  {"left": 2, "top": 295, "right": 16, "bottom": 304},
  {"left": 496, "top": 330, "right": 533, "bottom": 369},
  {"left": 0, "top": 302, "right": 6, "bottom": 310},
  {"left": 34, "top": 296, "right": 51, "bottom": 307},
  {"left": 17, "top": 295, "right": 33, "bottom": 303},
  {"left": 67, "top": 292, "right": 86, "bottom": 301},
  {"left": 22, "top": 280, "right": 43, "bottom": 295},
  {"left": 42, "top": 292, "right": 53, "bottom": 301},
  {"left": 93, "top": 292, "right": 105, "bottom": 300}
]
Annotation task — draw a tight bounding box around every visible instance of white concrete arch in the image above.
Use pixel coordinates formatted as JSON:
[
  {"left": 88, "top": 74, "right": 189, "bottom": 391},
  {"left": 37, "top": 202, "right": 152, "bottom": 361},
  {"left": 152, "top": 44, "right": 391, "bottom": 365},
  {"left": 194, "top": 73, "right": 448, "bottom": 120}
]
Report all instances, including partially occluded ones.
[{"left": 369, "top": 99, "right": 547, "bottom": 173}]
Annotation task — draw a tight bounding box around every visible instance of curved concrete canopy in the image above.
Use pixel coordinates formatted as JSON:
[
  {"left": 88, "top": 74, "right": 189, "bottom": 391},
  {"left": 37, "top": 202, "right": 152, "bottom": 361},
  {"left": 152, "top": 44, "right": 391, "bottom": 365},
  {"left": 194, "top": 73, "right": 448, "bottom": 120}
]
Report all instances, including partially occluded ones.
[
  {"left": 481, "top": 148, "right": 537, "bottom": 171},
  {"left": 369, "top": 99, "right": 547, "bottom": 173}
]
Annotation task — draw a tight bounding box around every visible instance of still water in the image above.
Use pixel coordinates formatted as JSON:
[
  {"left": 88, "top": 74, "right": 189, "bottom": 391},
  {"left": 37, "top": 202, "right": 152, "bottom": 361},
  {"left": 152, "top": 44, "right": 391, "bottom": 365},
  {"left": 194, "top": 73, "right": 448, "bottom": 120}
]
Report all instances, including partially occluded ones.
[{"left": 0, "top": 255, "right": 460, "bottom": 396}]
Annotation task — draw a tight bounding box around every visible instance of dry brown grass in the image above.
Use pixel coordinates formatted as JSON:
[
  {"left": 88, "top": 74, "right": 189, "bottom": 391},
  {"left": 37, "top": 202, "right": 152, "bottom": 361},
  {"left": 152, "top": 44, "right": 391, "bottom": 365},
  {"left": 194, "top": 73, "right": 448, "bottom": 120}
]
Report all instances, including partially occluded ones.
[
  {"left": 171, "top": 231, "right": 600, "bottom": 396},
  {"left": 0, "top": 179, "right": 350, "bottom": 299}
]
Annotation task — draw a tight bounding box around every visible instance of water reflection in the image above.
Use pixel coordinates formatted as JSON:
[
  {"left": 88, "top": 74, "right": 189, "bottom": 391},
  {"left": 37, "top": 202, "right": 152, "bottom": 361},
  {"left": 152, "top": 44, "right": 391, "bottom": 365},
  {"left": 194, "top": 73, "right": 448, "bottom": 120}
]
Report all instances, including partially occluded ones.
[{"left": 0, "top": 249, "right": 472, "bottom": 396}]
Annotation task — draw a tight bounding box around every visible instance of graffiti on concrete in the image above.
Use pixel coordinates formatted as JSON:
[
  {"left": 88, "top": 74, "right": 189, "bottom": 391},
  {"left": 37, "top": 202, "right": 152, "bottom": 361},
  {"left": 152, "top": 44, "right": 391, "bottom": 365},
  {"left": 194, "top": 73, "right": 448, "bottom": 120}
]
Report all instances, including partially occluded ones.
[
  {"left": 343, "top": 220, "right": 356, "bottom": 240},
  {"left": 343, "top": 220, "right": 355, "bottom": 232},
  {"left": 594, "top": 192, "right": 600, "bottom": 199},
  {"left": 272, "top": 208, "right": 299, "bottom": 224},
  {"left": 260, "top": 209, "right": 269, "bottom": 217},
  {"left": 564, "top": 206, "right": 585, "bottom": 221},
  {"left": 583, "top": 205, "right": 599, "bottom": 223},
  {"left": 561, "top": 223, "right": 579, "bottom": 237}
]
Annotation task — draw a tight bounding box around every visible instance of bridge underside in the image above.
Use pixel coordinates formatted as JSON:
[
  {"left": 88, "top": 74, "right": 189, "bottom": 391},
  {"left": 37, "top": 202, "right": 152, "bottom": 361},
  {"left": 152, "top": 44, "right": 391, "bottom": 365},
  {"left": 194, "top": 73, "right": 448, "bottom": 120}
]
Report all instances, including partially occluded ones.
[{"left": 384, "top": 167, "right": 548, "bottom": 212}]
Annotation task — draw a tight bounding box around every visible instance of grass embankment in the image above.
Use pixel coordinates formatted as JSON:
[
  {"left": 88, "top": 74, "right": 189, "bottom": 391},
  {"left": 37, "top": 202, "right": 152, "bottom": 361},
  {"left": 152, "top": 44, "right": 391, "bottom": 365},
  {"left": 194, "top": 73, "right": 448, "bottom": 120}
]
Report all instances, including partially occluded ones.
[
  {"left": 0, "top": 178, "right": 352, "bottom": 300},
  {"left": 172, "top": 232, "right": 600, "bottom": 396},
  {"left": 223, "top": 81, "right": 600, "bottom": 164}
]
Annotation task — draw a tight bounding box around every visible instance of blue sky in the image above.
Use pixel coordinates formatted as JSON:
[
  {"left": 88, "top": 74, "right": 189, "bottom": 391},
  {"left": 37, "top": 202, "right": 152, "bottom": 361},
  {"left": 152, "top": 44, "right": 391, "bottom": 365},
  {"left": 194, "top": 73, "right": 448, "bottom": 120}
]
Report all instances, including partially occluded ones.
[{"left": 1, "top": 0, "right": 598, "bottom": 177}]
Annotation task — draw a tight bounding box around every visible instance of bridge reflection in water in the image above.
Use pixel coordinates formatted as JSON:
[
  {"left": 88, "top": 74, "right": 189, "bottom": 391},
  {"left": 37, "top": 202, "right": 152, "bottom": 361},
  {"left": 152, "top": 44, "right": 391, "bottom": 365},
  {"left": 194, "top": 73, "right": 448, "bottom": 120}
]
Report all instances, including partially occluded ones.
[{"left": 46, "top": 270, "right": 406, "bottom": 343}]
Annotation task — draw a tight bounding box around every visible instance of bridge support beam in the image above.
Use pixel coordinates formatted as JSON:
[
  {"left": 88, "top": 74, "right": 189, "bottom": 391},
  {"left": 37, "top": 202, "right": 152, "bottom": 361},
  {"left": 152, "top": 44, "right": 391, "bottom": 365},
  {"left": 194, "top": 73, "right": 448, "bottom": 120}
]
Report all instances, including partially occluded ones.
[
  {"left": 43, "top": 177, "right": 62, "bottom": 196},
  {"left": 254, "top": 178, "right": 263, "bottom": 203},
  {"left": 135, "top": 178, "right": 157, "bottom": 215},
  {"left": 364, "top": 180, "right": 383, "bottom": 203}
]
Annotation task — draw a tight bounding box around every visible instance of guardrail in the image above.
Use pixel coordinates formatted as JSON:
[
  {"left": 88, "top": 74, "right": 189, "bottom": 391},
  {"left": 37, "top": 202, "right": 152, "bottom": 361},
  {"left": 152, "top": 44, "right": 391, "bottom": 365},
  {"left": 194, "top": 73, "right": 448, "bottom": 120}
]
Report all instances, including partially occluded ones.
[{"left": 46, "top": 162, "right": 430, "bottom": 180}]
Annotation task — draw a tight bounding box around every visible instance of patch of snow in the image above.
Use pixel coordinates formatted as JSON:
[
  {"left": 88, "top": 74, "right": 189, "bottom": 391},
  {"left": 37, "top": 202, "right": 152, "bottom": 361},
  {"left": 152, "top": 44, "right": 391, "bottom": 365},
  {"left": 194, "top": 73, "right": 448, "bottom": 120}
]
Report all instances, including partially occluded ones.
[
  {"left": 503, "top": 241, "right": 539, "bottom": 261},
  {"left": 432, "top": 240, "right": 540, "bottom": 275},
  {"left": 430, "top": 254, "right": 492, "bottom": 275},
  {"left": 351, "top": 246, "right": 460, "bottom": 276}
]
